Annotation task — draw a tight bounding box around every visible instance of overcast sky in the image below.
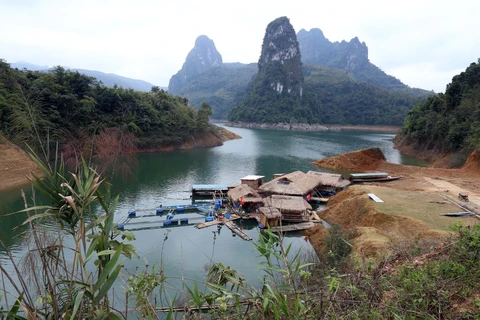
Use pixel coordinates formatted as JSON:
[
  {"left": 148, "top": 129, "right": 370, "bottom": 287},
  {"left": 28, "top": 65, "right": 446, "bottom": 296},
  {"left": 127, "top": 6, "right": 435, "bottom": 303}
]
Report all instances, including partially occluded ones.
[{"left": 1, "top": 0, "right": 479, "bottom": 92}]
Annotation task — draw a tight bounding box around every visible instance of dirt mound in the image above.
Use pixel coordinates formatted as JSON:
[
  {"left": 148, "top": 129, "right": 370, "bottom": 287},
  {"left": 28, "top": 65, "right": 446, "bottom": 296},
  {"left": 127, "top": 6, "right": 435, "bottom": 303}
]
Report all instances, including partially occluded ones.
[
  {"left": 312, "top": 147, "right": 386, "bottom": 171},
  {"left": 307, "top": 186, "right": 445, "bottom": 261},
  {"left": 462, "top": 151, "right": 480, "bottom": 174},
  {"left": 0, "top": 142, "right": 43, "bottom": 190}
]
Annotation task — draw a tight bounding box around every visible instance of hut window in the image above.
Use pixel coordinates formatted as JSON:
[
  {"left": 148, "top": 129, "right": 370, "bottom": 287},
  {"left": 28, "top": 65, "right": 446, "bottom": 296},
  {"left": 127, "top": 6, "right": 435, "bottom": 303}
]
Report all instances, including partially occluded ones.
[{"left": 277, "top": 181, "right": 290, "bottom": 185}]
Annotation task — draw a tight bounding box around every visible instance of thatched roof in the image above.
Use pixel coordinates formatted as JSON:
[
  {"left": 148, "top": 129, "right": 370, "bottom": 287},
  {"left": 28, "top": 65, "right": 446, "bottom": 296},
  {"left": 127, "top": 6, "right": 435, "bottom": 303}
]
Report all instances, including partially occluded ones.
[
  {"left": 306, "top": 171, "right": 351, "bottom": 188},
  {"left": 258, "top": 207, "right": 281, "bottom": 219},
  {"left": 258, "top": 171, "right": 322, "bottom": 196},
  {"left": 263, "top": 195, "right": 312, "bottom": 214},
  {"left": 228, "top": 184, "right": 261, "bottom": 202},
  {"left": 243, "top": 197, "right": 264, "bottom": 204}
]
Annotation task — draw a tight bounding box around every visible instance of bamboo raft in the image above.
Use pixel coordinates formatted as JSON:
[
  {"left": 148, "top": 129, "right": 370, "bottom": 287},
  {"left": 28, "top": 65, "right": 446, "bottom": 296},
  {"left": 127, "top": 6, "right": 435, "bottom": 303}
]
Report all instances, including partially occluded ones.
[
  {"left": 196, "top": 215, "right": 240, "bottom": 229},
  {"left": 224, "top": 221, "right": 252, "bottom": 241},
  {"left": 269, "top": 221, "right": 319, "bottom": 233}
]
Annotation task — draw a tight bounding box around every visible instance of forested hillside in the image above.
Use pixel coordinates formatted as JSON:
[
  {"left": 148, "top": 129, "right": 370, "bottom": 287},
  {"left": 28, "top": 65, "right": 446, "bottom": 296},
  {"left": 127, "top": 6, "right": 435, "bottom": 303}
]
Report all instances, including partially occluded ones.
[
  {"left": 297, "top": 28, "right": 431, "bottom": 97},
  {"left": 395, "top": 59, "right": 480, "bottom": 165},
  {"left": 10, "top": 61, "right": 160, "bottom": 91},
  {"left": 0, "top": 59, "right": 213, "bottom": 158},
  {"left": 173, "top": 63, "right": 257, "bottom": 119}
]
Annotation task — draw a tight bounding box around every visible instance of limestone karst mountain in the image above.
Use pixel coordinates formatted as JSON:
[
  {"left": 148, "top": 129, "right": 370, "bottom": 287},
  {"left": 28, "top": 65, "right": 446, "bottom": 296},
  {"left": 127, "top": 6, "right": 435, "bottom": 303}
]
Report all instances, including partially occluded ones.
[{"left": 168, "top": 35, "right": 223, "bottom": 94}]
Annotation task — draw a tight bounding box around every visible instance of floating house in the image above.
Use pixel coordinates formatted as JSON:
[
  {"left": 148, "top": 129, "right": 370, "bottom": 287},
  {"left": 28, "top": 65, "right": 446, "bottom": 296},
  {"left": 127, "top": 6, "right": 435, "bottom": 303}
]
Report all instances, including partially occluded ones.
[
  {"left": 240, "top": 175, "right": 265, "bottom": 190},
  {"left": 258, "top": 171, "right": 323, "bottom": 197},
  {"left": 227, "top": 184, "right": 264, "bottom": 206},
  {"left": 306, "top": 171, "right": 351, "bottom": 194},
  {"left": 258, "top": 207, "right": 281, "bottom": 228},
  {"left": 263, "top": 195, "right": 312, "bottom": 222}
]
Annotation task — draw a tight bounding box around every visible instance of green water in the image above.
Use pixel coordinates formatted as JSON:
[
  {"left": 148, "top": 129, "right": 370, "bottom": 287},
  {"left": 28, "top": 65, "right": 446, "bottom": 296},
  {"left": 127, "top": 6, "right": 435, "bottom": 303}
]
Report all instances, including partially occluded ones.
[{"left": 0, "top": 126, "right": 426, "bottom": 300}]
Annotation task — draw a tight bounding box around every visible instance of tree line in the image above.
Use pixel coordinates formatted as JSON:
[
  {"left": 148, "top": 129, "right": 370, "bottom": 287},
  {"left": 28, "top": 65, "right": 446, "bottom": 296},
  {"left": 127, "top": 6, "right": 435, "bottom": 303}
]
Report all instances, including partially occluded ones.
[
  {"left": 0, "top": 60, "right": 212, "bottom": 160},
  {"left": 399, "top": 59, "right": 480, "bottom": 158}
]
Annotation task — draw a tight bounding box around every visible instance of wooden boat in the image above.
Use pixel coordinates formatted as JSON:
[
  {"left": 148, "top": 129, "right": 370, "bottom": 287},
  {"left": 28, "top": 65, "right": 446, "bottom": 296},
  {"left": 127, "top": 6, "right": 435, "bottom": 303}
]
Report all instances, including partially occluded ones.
[{"left": 351, "top": 176, "right": 402, "bottom": 183}]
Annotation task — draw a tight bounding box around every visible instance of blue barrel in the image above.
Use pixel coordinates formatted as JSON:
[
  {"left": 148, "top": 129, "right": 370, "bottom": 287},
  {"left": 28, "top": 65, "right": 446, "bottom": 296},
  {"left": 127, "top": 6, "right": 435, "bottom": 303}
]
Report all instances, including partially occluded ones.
[
  {"left": 163, "top": 220, "right": 172, "bottom": 226},
  {"left": 225, "top": 213, "right": 231, "bottom": 219},
  {"left": 156, "top": 208, "right": 164, "bottom": 215},
  {"left": 176, "top": 206, "right": 185, "bottom": 212},
  {"left": 215, "top": 202, "right": 220, "bottom": 210},
  {"left": 128, "top": 211, "right": 136, "bottom": 217},
  {"left": 117, "top": 224, "right": 125, "bottom": 230}
]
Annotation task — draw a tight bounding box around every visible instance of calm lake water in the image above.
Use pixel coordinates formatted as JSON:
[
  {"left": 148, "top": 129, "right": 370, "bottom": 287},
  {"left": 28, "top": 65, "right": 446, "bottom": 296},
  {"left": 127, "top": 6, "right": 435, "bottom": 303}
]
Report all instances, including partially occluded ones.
[{"left": 0, "top": 126, "right": 424, "bottom": 304}]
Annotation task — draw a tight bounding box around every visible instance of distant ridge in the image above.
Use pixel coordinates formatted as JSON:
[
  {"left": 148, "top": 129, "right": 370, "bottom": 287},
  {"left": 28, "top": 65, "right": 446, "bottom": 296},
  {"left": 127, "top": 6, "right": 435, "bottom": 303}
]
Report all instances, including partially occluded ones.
[
  {"left": 9, "top": 61, "right": 164, "bottom": 92},
  {"left": 297, "top": 28, "right": 431, "bottom": 97}
]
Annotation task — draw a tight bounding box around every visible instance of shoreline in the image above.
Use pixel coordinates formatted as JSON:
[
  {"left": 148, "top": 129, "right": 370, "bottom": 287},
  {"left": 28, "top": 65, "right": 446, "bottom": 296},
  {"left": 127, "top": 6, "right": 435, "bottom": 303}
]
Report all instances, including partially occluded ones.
[{"left": 226, "top": 122, "right": 400, "bottom": 133}]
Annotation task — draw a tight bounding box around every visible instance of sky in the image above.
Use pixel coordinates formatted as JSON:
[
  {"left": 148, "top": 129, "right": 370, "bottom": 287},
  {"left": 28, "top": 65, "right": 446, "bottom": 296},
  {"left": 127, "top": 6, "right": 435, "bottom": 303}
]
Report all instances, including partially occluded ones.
[{"left": 1, "top": 0, "right": 479, "bottom": 92}]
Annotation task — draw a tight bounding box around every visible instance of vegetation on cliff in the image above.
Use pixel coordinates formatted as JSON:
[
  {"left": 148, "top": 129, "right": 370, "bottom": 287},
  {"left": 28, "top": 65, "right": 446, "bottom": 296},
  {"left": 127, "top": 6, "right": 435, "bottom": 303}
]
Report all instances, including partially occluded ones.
[
  {"left": 170, "top": 21, "right": 429, "bottom": 124},
  {"left": 228, "top": 63, "right": 422, "bottom": 125},
  {"left": 228, "top": 16, "right": 306, "bottom": 123},
  {"left": 396, "top": 59, "right": 480, "bottom": 164},
  {"left": 0, "top": 59, "right": 215, "bottom": 159},
  {"left": 227, "top": 17, "right": 425, "bottom": 125}
]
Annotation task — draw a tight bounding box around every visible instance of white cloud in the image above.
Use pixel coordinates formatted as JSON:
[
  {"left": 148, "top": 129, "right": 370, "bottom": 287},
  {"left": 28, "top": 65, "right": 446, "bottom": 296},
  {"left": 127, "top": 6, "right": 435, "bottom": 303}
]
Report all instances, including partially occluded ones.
[{"left": 1, "top": 0, "right": 479, "bottom": 92}]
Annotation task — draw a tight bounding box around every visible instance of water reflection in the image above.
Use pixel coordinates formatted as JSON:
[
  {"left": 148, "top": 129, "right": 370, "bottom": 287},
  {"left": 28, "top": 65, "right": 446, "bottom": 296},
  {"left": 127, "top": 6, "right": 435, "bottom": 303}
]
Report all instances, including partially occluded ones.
[{"left": 0, "top": 126, "right": 426, "bottom": 291}]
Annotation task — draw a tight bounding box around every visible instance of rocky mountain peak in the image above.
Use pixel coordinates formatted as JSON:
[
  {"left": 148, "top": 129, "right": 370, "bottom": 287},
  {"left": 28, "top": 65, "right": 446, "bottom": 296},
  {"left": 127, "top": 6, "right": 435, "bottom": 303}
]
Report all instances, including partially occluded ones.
[
  {"left": 298, "top": 28, "right": 369, "bottom": 72},
  {"left": 258, "top": 16, "right": 303, "bottom": 96},
  {"left": 169, "top": 35, "right": 222, "bottom": 93}
]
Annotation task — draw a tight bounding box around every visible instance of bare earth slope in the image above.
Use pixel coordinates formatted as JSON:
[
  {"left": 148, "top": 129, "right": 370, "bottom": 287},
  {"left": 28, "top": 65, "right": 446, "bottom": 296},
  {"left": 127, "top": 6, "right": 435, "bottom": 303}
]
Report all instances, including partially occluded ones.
[
  {"left": 309, "top": 148, "right": 480, "bottom": 261},
  {"left": 0, "top": 142, "right": 43, "bottom": 190}
]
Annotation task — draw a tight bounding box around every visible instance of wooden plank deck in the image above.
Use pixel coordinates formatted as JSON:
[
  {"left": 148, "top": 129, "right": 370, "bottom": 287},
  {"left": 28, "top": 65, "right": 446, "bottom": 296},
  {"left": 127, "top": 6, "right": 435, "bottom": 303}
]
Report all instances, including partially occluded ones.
[
  {"left": 224, "top": 221, "right": 252, "bottom": 241},
  {"left": 310, "top": 197, "right": 329, "bottom": 203},
  {"left": 269, "top": 221, "right": 319, "bottom": 233}
]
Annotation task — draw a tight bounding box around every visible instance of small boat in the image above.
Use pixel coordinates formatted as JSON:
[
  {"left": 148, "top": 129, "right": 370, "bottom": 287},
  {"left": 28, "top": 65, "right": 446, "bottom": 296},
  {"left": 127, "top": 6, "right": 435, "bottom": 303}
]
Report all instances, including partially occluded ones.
[
  {"left": 442, "top": 212, "right": 473, "bottom": 217},
  {"left": 351, "top": 176, "right": 402, "bottom": 183},
  {"left": 349, "top": 172, "right": 389, "bottom": 181}
]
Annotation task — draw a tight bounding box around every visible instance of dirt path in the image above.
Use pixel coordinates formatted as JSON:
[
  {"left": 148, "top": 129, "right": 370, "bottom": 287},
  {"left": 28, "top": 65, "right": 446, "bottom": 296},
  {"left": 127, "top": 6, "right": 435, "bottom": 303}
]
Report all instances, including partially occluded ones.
[{"left": 423, "top": 177, "right": 480, "bottom": 215}]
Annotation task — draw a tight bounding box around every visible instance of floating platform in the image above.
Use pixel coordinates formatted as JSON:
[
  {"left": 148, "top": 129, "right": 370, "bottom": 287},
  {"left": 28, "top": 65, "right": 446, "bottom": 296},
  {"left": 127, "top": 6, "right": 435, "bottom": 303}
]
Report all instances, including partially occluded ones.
[{"left": 192, "top": 184, "right": 229, "bottom": 196}]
